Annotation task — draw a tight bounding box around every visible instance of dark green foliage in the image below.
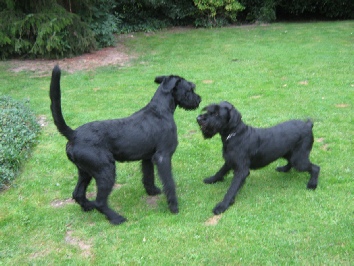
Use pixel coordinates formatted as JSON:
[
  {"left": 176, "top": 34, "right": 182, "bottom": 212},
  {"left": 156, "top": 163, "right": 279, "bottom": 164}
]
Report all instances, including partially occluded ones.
[
  {"left": 72, "top": 0, "right": 120, "bottom": 48},
  {"left": 1, "top": 0, "right": 352, "bottom": 59},
  {"left": 0, "top": 96, "right": 40, "bottom": 190},
  {"left": 0, "top": 1, "right": 97, "bottom": 59},
  {"left": 239, "top": 0, "right": 354, "bottom": 22},
  {"left": 115, "top": 0, "right": 197, "bottom": 33},
  {"left": 277, "top": 0, "right": 354, "bottom": 19},
  {"left": 238, "top": 0, "right": 277, "bottom": 22},
  {"left": 116, "top": 0, "right": 245, "bottom": 30}
]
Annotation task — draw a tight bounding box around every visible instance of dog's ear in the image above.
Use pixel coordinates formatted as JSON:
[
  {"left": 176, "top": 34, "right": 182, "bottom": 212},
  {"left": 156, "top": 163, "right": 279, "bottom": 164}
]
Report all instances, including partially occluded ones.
[
  {"left": 154, "top": 76, "right": 166, "bottom": 84},
  {"left": 219, "top": 101, "right": 234, "bottom": 110},
  {"left": 220, "top": 101, "right": 242, "bottom": 124},
  {"left": 201, "top": 104, "right": 217, "bottom": 113},
  {"left": 160, "top": 76, "right": 179, "bottom": 93}
]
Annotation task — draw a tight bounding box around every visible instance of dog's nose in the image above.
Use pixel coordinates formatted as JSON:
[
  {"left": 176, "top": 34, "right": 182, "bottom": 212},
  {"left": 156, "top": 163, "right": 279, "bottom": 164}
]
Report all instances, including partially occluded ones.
[{"left": 197, "top": 115, "right": 202, "bottom": 122}]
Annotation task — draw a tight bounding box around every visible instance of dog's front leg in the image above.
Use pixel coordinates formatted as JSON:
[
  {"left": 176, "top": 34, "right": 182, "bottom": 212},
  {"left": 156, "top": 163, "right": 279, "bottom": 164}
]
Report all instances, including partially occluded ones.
[
  {"left": 142, "top": 159, "right": 162, "bottom": 195},
  {"left": 153, "top": 153, "right": 178, "bottom": 214},
  {"left": 204, "top": 163, "right": 231, "bottom": 184},
  {"left": 213, "top": 169, "right": 249, "bottom": 215}
]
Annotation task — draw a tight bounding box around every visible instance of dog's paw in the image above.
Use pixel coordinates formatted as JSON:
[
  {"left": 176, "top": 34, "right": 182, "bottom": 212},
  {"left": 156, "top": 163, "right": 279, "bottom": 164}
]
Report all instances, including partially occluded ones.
[
  {"left": 213, "top": 202, "right": 228, "bottom": 215},
  {"left": 204, "top": 176, "right": 223, "bottom": 184},
  {"left": 109, "top": 215, "right": 127, "bottom": 225},
  {"left": 307, "top": 182, "right": 317, "bottom": 190},
  {"left": 168, "top": 203, "right": 179, "bottom": 214},
  {"left": 82, "top": 201, "right": 95, "bottom": 212},
  {"left": 146, "top": 186, "right": 162, "bottom": 196}
]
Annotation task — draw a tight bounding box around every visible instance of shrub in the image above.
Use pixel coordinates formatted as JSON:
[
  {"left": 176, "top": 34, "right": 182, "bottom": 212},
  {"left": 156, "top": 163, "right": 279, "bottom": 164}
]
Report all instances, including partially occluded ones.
[
  {"left": 193, "top": 0, "right": 245, "bottom": 27},
  {"left": 238, "top": 0, "right": 277, "bottom": 22},
  {"left": 74, "top": 0, "right": 120, "bottom": 48},
  {"left": 0, "top": 96, "right": 40, "bottom": 190}
]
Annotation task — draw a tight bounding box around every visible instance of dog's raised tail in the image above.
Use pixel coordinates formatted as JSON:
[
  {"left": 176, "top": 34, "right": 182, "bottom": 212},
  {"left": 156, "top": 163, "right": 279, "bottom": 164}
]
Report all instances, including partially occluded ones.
[{"left": 50, "top": 65, "right": 75, "bottom": 141}]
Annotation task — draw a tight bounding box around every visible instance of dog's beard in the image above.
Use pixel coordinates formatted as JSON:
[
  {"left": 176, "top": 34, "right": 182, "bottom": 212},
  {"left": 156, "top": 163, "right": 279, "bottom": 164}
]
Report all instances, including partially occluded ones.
[
  {"left": 198, "top": 122, "right": 217, "bottom": 139},
  {"left": 175, "top": 93, "right": 201, "bottom": 111},
  {"left": 180, "top": 103, "right": 200, "bottom": 111}
]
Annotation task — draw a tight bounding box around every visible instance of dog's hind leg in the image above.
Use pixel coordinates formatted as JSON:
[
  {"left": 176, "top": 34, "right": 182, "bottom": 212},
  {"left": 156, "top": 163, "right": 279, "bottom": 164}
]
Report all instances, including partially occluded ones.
[
  {"left": 73, "top": 169, "right": 95, "bottom": 211},
  {"left": 276, "top": 153, "right": 293, "bottom": 172},
  {"left": 290, "top": 136, "right": 319, "bottom": 190},
  {"left": 153, "top": 153, "right": 178, "bottom": 214},
  {"left": 94, "top": 164, "right": 127, "bottom": 225},
  {"left": 292, "top": 159, "right": 320, "bottom": 190},
  {"left": 142, "top": 159, "right": 162, "bottom": 195},
  {"left": 204, "top": 163, "right": 232, "bottom": 184},
  {"left": 276, "top": 162, "right": 292, "bottom": 172},
  {"left": 213, "top": 168, "right": 249, "bottom": 215},
  {"left": 306, "top": 164, "right": 320, "bottom": 189}
]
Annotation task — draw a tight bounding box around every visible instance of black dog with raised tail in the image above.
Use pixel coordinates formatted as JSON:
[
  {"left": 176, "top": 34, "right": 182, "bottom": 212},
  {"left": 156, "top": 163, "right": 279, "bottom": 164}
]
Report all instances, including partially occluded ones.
[
  {"left": 197, "top": 101, "right": 319, "bottom": 215},
  {"left": 50, "top": 65, "right": 201, "bottom": 224}
]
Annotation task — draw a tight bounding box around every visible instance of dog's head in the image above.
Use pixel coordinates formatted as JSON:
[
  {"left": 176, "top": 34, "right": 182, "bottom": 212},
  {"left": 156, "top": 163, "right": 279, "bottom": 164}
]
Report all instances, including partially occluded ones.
[
  {"left": 197, "top": 101, "right": 242, "bottom": 139},
  {"left": 155, "top": 75, "right": 201, "bottom": 110}
]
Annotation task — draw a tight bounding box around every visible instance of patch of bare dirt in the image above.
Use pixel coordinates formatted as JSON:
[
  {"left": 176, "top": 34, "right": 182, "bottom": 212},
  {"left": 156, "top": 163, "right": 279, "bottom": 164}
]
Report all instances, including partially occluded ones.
[
  {"left": 335, "top": 103, "right": 350, "bottom": 108},
  {"left": 37, "top": 115, "right": 48, "bottom": 127},
  {"left": 8, "top": 43, "right": 134, "bottom": 77},
  {"left": 316, "top": 137, "right": 330, "bottom": 151},
  {"left": 51, "top": 183, "right": 123, "bottom": 208},
  {"left": 65, "top": 229, "right": 92, "bottom": 258},
  {"left": 205, "top": 215, "right": 222, "bottom": 226},
  {"left": 145, "top": 195, "right": 159, "bottom": 208}
]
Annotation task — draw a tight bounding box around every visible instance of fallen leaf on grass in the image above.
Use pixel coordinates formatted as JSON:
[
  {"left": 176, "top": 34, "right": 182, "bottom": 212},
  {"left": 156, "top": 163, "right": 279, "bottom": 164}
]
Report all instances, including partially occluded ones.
[
  {"left": 250, "top": 95, "right": 262, "bottom": 99},
  {"left": 299, "top": 80, "right": 308, "bottom": 85},
  {"left": 202, "top": 80, "right": 213, "bottom": 84}
]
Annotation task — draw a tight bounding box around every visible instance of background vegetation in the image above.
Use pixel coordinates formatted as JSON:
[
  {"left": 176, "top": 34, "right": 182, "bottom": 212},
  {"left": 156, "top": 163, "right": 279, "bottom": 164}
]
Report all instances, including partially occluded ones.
[
  {"left": 0, "top": 21, "right": 353, "bottom": 264},
  {"left": 0, "top": 96, "right": 40, "bottom": 189},
  {"left": 0, "top": 0, "right": 353, "bottom": 58}
]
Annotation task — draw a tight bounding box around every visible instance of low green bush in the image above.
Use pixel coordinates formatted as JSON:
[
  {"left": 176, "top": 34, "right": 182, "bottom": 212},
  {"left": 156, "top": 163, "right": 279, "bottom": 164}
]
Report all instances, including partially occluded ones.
[{"left": 0, "top": 96, "right": 40, "bottom": 189}]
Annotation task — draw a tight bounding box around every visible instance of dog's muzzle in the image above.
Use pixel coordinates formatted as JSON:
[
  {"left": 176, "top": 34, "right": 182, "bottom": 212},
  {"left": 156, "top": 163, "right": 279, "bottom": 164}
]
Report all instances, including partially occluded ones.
[
  {"left": 197, "top": 115, "right": 211, "bottom": 138},
  {"left": 188, "top": 95, "right": 202, "bottom": 110},
  {"left": 196, "top": 115, "right": 204, "bottom": 127}
]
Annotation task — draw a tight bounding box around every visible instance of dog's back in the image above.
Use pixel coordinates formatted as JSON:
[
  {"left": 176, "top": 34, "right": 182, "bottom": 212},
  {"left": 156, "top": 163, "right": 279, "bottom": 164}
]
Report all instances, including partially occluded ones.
[{"left": 249, "top": 120, "right": 314, "bottom": 169}]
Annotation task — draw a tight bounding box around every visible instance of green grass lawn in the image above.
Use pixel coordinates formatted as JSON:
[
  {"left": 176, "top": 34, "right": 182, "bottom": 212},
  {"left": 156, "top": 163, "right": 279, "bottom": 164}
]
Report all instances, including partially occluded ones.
[{"left": 0, "top": 21, "right": 353, "bottom": 265}]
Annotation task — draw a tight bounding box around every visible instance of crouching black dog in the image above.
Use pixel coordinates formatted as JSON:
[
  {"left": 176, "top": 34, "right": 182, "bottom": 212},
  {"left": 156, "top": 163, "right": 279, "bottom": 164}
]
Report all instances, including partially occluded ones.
[
  {"left": 50, "top": 65, "right": 201, "bottom": 225},
  {"left": 197, "top": 101, "right": 320, "bottom": 215}
]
